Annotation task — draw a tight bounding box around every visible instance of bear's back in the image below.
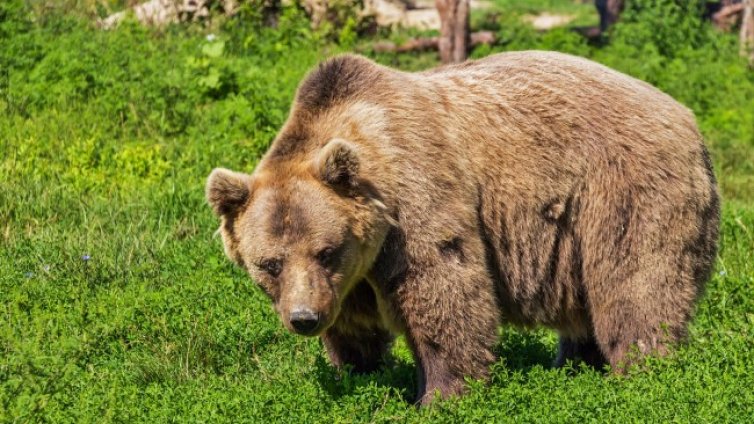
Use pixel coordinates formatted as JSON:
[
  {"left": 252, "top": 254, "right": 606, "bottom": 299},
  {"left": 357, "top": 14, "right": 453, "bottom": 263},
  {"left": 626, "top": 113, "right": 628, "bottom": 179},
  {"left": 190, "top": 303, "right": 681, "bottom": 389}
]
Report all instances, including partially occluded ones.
[
  {"left": 417, "top": 50, "right": 700, "bottom": 154},
  {"left": 405, "top": 51, "right": 707, "bottom": 204}
]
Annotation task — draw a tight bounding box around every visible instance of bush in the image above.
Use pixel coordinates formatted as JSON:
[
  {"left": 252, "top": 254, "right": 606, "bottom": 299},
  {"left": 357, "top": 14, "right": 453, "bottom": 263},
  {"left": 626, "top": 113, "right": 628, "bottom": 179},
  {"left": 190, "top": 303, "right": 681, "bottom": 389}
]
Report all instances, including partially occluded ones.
[{"left": 611, "top": 0, "right": 711, "bottom": 58}]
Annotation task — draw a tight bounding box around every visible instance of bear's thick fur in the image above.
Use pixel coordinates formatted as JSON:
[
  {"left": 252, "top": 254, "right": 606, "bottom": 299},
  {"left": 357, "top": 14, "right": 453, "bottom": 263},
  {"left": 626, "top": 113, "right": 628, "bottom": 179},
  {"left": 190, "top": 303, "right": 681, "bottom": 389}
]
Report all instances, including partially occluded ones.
[{"left": 206, "top": 51, "right": 719, "bottom": 404}]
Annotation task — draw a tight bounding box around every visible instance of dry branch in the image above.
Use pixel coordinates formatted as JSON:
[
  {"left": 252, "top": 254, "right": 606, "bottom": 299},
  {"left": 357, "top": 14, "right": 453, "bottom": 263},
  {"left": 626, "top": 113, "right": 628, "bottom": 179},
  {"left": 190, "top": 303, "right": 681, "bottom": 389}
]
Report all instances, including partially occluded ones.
[{"left": 712, "top": 2, "right": 745, "bottom": 30}]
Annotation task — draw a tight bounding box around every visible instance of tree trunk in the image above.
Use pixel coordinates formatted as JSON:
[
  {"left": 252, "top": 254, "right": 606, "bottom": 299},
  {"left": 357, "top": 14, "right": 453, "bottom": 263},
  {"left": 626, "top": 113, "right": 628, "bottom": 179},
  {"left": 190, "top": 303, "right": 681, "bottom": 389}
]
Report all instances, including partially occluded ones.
[
  {"left": 435, "top": 0, "right": 470, "bottom": 63},
  {"left": 596, "top": 0, "right": 624, "bottom": 32},
  {"left": 742, "top": 0, "right": 754, "bottom": 63}
]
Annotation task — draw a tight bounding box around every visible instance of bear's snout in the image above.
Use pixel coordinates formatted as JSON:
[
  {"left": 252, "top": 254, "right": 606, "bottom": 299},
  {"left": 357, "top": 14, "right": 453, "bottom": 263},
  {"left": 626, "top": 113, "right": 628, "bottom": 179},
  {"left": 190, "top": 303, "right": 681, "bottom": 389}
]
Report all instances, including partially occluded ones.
[{"left": 289, "top": 308, "right": 321, "bottom": 335}]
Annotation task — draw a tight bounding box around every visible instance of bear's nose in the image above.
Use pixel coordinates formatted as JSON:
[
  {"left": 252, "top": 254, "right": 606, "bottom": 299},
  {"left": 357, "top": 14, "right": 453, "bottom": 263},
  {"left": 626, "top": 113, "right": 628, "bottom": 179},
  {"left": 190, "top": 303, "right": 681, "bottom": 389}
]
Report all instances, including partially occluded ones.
[{"left": 289, "top": 309, "right": 320, "bottom": 334}]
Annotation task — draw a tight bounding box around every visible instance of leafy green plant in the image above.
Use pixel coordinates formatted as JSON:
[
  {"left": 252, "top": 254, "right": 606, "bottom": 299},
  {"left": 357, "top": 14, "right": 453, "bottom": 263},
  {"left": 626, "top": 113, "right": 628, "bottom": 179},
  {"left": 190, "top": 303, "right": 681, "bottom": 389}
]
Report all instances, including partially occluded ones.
[
  {"left": 611, "top": 0, "right": 710, "bottom": 58},
  {"left": 187, "top": 38, "right": 239, "bottom": 99}
]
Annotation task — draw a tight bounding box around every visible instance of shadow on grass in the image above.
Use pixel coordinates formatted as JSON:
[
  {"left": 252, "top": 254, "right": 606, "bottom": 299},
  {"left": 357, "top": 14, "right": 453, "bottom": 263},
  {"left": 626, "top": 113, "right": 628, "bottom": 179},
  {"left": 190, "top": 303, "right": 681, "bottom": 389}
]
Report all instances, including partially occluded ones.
[
  {"left": 313, "top": 330, "right": 566, "bottom": 403},
  {"left": 495, "top": 330, "right": 611, "bottom": 377},
  {"left": 494, "top": 330, "right": 557, "bottom": 373},
  {"left": 313, "top": 353, "right": 418, "bottom": 404}
]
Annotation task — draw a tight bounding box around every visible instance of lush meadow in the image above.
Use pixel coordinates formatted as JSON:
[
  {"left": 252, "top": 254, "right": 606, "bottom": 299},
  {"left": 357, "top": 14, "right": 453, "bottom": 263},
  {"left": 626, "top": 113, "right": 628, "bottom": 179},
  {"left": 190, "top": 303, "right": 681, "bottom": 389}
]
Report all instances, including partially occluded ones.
[{"left": 1, "top": 0, "right": 753, "bottom": 421}]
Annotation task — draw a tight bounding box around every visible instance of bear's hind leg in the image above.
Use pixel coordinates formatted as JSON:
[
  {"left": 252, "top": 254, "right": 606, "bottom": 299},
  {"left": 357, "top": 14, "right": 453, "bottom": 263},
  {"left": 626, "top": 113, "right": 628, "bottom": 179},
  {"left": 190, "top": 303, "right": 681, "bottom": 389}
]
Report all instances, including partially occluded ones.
[
  {"left": 580, "top": 174, "right": 714, "bottom": 372},
  {"left": 588, "top": 274, "right": 691, "bottom": 372}
]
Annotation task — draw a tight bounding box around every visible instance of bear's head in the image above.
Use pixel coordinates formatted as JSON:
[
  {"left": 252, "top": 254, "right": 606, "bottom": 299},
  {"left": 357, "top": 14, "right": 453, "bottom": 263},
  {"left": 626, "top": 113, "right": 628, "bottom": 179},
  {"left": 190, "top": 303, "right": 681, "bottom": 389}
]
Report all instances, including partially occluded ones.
[{"left": 206, "top": 139, "right": 393, "bottom": 336}]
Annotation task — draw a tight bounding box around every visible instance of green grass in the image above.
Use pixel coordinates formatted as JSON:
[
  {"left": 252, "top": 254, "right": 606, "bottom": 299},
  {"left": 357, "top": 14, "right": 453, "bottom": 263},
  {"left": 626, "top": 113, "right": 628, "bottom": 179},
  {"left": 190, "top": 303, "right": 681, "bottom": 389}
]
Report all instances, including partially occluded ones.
[
  {"left": 1, "top": 0, "right": 753, "bottom": 422},
  {"left": 487, "top": 0, "right": 599, "bottom": 27}
]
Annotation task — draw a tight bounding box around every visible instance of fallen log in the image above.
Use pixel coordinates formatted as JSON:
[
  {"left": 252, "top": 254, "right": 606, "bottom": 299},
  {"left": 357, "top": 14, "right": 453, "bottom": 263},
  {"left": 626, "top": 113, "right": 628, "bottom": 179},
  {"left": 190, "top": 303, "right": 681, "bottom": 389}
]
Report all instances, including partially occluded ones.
[{"left": 371, "top": 30, "right": 494, "bottom": 53}]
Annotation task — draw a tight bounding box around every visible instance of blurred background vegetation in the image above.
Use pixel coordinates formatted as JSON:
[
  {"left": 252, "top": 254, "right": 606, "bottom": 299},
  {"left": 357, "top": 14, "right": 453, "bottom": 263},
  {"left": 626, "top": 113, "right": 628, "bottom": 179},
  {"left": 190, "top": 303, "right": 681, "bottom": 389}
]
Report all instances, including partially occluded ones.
[{"left": 1, "top": 0, "right": 753, "bottom": 422}]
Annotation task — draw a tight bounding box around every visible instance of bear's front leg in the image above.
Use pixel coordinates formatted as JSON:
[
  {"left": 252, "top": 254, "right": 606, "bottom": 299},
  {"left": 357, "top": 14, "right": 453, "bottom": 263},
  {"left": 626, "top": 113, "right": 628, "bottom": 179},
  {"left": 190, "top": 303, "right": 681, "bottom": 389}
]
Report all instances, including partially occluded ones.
[
  {"left": 321, "top": 325, "right": 392, "bottom": 374},
  {"left": 395, "top": 255, "right": 499, "bottom": 405},
  {"left": 320, "top": 280, "right": 393, "bottom": 374}
]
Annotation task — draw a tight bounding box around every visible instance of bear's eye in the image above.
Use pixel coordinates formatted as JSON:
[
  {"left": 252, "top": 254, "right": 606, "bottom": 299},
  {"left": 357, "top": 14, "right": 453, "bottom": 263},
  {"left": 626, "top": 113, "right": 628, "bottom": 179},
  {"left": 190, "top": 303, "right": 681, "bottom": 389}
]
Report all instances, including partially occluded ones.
[
  {"left": 316, "top": 247, "right": 337, "bottom": 268},
  {"left": 258, "top": 258, "right": 283, "bottom": 278}
]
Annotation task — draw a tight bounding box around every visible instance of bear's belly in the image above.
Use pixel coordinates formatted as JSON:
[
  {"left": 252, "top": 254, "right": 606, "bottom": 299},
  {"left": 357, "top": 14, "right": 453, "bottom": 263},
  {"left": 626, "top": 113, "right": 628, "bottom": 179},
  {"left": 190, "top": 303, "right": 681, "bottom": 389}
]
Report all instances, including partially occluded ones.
[{"left": 480, "top": 197, "right": 590, "bottom": 336}]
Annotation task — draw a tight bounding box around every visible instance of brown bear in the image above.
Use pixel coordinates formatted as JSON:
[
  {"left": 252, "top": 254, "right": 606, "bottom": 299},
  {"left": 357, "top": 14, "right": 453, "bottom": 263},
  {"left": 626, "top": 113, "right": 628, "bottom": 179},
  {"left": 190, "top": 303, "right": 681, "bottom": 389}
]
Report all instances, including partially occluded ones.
[{"left": 206, "top": 51, "right": 719, "bottom": 405}]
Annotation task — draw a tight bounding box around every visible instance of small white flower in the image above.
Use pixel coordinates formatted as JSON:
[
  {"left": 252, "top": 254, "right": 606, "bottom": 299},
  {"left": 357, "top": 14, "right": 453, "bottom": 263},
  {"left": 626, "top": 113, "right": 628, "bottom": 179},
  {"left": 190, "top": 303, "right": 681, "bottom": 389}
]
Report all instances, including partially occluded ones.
[{"left": 206, "top": 34, "right": 216, "bottom": 42}]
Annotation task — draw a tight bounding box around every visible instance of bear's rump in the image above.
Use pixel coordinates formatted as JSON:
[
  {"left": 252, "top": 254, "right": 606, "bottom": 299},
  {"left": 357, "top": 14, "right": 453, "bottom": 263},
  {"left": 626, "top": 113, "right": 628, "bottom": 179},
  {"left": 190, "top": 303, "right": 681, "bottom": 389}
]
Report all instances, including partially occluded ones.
[{"left": 479, "top": 155, "right": 716, "bottom": 337}]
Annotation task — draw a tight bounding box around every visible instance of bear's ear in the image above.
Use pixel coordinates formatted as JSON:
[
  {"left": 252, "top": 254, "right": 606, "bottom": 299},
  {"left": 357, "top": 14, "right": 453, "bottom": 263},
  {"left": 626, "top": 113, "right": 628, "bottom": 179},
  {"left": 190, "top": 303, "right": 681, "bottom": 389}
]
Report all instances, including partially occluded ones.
[
  {"left": 206, "top": 168, "right": 251, "bottom": 217},
  {"left": 314, "top": 138, "right": 360, "bottom": 190}
]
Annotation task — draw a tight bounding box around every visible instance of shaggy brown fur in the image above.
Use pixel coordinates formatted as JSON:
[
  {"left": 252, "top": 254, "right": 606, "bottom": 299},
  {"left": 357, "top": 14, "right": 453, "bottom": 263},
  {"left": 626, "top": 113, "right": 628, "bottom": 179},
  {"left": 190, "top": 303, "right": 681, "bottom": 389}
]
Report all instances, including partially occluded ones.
[{"left": 206, "top": 51, "right": 720, "bottom": 405}]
